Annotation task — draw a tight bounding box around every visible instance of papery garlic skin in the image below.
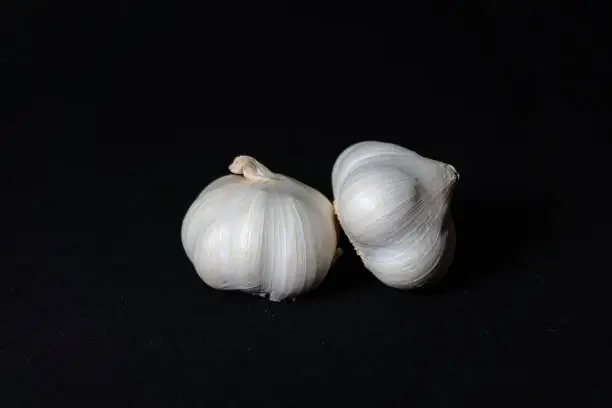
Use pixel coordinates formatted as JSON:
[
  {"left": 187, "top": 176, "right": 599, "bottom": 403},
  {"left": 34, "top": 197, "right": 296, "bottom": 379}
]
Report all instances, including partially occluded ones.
[
  {"left": 181, "top": 156, "right": 339, "bottom": 302},
  {"left": 332, "top": 141, "right": 459, "bottom": 289}
]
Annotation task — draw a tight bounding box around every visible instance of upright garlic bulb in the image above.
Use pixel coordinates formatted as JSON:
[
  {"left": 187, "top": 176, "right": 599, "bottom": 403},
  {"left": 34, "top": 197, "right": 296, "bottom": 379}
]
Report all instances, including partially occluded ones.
[
  {"left": 181, "top": 156, "right": 340, "bottom": 302},
  {"left": 332, "top": 141, "right": 459, "bottom": 289}
]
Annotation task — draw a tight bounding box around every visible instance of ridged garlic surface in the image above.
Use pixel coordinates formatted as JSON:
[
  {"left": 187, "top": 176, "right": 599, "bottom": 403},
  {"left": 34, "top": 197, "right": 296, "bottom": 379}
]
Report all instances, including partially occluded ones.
[
  {"left": 181, "top": 156, "right": 339, "bottom": 302},
  {"left": 332, "top": 141, "right": 459, "bottom": 289}
]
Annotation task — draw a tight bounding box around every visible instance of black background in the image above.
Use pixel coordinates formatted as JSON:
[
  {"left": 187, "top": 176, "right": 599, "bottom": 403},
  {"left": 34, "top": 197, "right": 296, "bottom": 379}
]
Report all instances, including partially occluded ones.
[{"left": 2, "top": 1, "right": 610, "bottom": 406}]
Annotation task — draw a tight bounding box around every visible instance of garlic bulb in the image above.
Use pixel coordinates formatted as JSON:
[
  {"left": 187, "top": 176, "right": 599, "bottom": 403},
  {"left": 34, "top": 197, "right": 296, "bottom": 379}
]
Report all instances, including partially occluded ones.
[
  {"left": 181, "top": 155, "right": 340, "bottom": 302},
  {"left": 332, "top": 141, "right": 459, "bottom": 289}
]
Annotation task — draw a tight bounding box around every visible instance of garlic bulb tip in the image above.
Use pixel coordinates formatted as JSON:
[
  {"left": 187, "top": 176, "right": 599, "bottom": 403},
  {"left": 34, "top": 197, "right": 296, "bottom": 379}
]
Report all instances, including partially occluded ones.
[{"left": 229, "top": 155, "right": 278, "bottom": 182}]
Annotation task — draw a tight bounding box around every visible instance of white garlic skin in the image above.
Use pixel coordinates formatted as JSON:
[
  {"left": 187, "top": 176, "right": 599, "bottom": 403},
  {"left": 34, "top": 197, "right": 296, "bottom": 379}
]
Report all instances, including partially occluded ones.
[
  {"left": 181, "top": 156, "right": 339, "bottom": 302},
  {"left": 332, "top": 141, "right": 459, "bottom": 289}
]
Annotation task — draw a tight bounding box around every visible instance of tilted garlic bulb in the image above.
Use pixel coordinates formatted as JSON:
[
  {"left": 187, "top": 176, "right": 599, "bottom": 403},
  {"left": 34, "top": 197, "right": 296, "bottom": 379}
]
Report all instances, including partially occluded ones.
[
  {"left": 332, "top": 141, "right": 459, "bottom": 289},
  {"left": 181, "top": 155, "right": 340, "bottom": 302}
]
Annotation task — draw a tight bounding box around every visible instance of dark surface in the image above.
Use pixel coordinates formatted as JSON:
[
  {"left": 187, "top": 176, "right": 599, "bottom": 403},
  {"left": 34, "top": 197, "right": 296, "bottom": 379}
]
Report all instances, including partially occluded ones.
[{"left": 2, "top": 2, "right": 610, "bottom": 407}]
